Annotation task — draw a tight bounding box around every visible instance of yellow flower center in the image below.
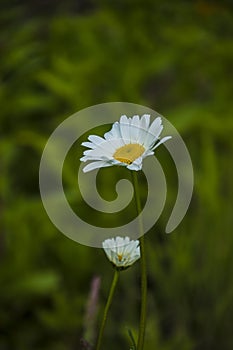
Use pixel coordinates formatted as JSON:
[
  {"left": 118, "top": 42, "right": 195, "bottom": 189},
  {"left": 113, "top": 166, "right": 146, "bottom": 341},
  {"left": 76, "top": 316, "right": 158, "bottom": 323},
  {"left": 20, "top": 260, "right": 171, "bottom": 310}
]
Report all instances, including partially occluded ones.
[
  {"left": 113, "top": 144, "right": 145, "bottom": 165},
  {"left": 117, "top": 254, "right": 123, "bottom": 261}
]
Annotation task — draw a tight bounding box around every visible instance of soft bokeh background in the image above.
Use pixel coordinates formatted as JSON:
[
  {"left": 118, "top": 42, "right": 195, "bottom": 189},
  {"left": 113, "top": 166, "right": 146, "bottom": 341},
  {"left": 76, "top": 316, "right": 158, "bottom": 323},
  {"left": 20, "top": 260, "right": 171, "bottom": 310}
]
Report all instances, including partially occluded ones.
[{"left": 1, "top": 1, "right": 233, "bottom": 349}]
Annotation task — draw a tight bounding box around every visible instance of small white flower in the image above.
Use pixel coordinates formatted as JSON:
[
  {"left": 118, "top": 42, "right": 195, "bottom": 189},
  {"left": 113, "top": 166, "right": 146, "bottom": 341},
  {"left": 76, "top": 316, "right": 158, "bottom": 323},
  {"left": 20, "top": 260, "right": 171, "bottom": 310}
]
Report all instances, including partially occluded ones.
[
  {"left": 80, "top": 114, "right": 172, "bottom": 172},
  {"left": 102, "top": 236, "right": 140, "bottom": 269}
]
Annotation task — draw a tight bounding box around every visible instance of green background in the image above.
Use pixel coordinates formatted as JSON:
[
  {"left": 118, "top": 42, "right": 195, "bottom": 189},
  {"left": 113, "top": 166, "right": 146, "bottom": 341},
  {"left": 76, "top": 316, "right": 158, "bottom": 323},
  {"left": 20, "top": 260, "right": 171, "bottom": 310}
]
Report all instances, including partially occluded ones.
[{"left": 1, "top": 1, "right": 233, "bottom": 349}]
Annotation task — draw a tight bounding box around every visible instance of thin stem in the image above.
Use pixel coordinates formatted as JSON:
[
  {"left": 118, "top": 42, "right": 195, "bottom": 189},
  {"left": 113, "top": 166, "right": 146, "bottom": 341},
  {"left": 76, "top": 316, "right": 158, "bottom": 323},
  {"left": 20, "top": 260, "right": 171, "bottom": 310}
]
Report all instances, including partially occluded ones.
[
  {"left": 131, "top": 171, "right": 147, "bottom": 350},
  {"left": 96, "top": 269, "right": 119, "bottom": 350}
]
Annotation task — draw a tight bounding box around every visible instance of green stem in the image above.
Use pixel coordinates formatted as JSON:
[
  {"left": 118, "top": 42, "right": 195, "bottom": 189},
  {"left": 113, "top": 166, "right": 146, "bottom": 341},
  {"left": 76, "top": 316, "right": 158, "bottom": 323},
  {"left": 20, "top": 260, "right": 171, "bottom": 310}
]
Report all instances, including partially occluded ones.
[
  {"left": 96, "top": 269, "right": 119, "bottom": 350},
  {"left": 131, "top": 171, "right": 147, "bottom": 350}
]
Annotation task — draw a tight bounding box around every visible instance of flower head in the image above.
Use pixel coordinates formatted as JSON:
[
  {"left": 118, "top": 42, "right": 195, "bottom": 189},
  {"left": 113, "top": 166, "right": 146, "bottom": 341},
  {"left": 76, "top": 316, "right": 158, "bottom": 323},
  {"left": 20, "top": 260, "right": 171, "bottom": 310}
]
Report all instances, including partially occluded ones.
[
  {"left": 102, "top": 236, "right": 140, "bottom": 269},
  {"left": 80, "top": 114, "right": 171, "bottom": 172}
]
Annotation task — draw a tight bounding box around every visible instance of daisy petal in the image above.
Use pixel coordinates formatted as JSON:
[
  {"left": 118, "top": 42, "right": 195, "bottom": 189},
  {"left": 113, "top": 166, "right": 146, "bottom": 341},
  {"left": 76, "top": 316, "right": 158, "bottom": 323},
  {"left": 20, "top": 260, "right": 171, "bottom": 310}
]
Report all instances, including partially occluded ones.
[
  {"left": 83, "top": 161, "right": 112, "bottom": 173},
  {"left": 120, "top": 115, "right": 131, "bottom": 143},
  {"left": 86, "top": 141, "right": 115, "bottom": 157},
  {"left": 110, "top": 122, "right": 121, "bottom": 139},
  {"left": 103, "top": 137, "right": 125, "bottom": 150},
  {"left": 104, "top": 131, "right": 114, "bottom": 140},
  {"left": 152, "top": 136, "right": 172, "bottom": 150},
  {"left": 140, "top": 114, "right": 150, "bottom": 130},
  {"left": 130, "top": 115, "right": 140, "bottom": 142},
  {"left": 81, "top": 141, "right": 96, "bottom": 149},
  {"left": 148, "top": 117, "right": 163, "bottom": 138},
  {"left": 137, "top": 127, "right": 149, "bottom": 145},
  {"left": 142, "top": 150, "right": 154, "bottom": 158},
  {"left": 88, "top": 135, "right": 105, "bottom": 145},
  {"left": 127, "top": 157, "right": 143, "bottom": 171}
]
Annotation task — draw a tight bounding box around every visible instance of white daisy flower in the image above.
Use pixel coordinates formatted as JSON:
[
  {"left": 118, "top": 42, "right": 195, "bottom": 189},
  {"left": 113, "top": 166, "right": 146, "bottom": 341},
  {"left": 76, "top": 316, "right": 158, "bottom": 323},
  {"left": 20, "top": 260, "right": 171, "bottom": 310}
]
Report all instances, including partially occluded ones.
[
  {"left": 80, "top": 114, "right": 171, "bottom": 172},
  {"left": 102, "top": 236, "right": 140, "bottom": 269}
]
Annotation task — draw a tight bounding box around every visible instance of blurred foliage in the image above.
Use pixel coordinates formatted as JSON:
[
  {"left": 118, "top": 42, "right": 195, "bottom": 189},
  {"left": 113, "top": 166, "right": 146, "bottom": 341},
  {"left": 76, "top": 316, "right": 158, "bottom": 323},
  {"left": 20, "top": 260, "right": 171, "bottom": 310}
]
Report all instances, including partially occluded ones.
[{"left": 1, "top": 0, "right": 233, "bottom": 349}]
